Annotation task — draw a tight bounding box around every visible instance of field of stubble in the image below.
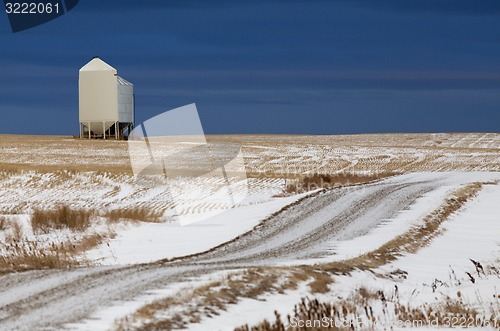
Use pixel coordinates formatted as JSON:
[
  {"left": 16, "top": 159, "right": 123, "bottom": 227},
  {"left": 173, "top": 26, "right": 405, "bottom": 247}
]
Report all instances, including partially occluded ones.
[{"left": 0, "top": 133, "right": 499, "bottom": 215}]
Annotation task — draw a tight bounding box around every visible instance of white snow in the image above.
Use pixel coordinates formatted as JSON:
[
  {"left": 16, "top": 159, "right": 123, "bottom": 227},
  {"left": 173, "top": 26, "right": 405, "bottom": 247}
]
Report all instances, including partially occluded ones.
[
  {"left": 277, "top": 172, "right": 500, "bottom": 266},
  {"left": 66, "top": 272, "right": 227, "bottom": 331},
  {"left": 383, "top": 182, "right": 500, "bottom": 306},
  {"left": 322, "top": 182, "right": 500, "bottom": 329},
  {"left": 324, "top": 185, "right": 453, "bottom": 261},
  {"left": 185, "top": 282, "right": 311, "bottom": 331},
  {"left": 86, "top": 193, "right": 309, "bottom": 265},
  {"left": 181, "top": 179, "right": 500, "bottom": 331}
]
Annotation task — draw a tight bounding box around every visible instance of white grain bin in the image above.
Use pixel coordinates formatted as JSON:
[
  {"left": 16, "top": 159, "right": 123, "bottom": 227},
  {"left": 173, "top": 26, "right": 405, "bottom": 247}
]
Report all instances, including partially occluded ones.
[{"left": 79, "top": 57, "right": 134, "bottom": 139}]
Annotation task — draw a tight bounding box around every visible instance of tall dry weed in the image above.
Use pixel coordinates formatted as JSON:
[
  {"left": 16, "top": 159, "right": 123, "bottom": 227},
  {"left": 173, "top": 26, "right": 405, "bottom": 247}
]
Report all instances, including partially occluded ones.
[{"left": 31, "top": 205, "right": 94, "bottom": 233}]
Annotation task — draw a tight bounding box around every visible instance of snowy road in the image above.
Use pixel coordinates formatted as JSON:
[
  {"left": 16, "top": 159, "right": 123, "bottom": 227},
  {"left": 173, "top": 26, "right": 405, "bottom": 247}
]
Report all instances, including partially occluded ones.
[{"left": 0, "top": 172, "right": 498, "bottom": 331}]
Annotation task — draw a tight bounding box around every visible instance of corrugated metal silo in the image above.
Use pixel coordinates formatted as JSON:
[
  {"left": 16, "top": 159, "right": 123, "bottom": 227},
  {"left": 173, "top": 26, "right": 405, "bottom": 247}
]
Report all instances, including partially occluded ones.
[
  {"left": 117, "top": 76, "right": 134, "bottom": 124},
  {"left": 79, "top": 57, "right": 134, "bottom": 139}
]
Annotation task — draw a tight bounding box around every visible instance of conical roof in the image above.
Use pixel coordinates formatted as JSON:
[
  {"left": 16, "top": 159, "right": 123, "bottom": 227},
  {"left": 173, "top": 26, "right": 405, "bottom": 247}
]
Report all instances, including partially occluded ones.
[{"left": 79, "top": 57, "right": 116, "bottom": 72}]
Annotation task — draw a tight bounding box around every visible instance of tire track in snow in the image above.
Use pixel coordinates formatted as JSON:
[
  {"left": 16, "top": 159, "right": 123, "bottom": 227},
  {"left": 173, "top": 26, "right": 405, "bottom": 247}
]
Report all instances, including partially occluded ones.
[
  {"left": 0, "top": 173, "right": 488, "bottom": 331},
  {"left": 187, "top": 180, "right": 436, "bottom": 265}
]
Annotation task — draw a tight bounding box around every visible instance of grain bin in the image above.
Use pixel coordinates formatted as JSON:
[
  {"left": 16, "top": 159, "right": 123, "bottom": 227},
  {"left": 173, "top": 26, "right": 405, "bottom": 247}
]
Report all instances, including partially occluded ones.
[{"left": 78, "top": 57, "right": 134, "bottom": 139}]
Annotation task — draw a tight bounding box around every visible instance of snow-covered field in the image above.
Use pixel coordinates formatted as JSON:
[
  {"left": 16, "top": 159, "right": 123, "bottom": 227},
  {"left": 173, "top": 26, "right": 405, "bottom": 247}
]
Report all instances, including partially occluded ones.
[
  {"left": 191, "top": 181, "right": 500, "bottom": 331},
  {"left": 86, "top": 193, "right": 308, "bottom": 265},
  {"left": 0, "top": 133, "right": 499, "bottom": 330}
]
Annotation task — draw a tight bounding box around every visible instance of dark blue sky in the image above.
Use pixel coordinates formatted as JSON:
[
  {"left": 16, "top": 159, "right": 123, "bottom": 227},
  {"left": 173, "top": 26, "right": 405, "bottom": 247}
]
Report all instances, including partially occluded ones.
[{"left": 1, "top": 0, "right": 500, "bottom": 135}]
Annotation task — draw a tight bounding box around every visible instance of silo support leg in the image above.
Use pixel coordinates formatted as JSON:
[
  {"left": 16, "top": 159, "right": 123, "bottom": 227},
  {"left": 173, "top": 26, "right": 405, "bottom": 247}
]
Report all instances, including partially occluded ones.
[{"left": 103, "top": 122, "right": 106, "bottom": 140}]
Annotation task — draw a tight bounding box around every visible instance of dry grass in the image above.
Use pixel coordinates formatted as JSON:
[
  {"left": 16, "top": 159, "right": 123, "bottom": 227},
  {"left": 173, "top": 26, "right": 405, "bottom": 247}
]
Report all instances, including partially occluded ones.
[
  {"left": 0, "top": 240, "right": 80, "bottom": 274},
  {"left": 0, "top": 230, "right": 114, "bottom": 274},
  {"left": 303, "top": 268, "right": 334, "bottom": 294},
  {"left": 31, "top": 205, "right": 94, "bottom": 233},
  {"left": 1, "top": 133, "right": 499, "bottom": 177},
  {"left": 115, "top": 268, "right": 279, "bottom": 330},
  {"left": 1, "top": 216, "right": 25, "bottom": 243},
  {"left": 236, "top": 289, "right": 499, "bottom": 331},
  {"left": 235, "top": 297, "right": 347, "bottom": 331},
  {"left": 0, "top": 134, "right": 132, "bottom": 174},
  {"left": 0, "top": 205, "right": 147, "bottom": 274},
  {"left": 0, "top": 163, "right": 133, "bottom": 175},
  {"left": 114, "top": 267, "right": 330, "bottom": 331},
  {"left": 104, "top": 207, "right": 163, "bottom": 223},
  {"left": 62, "top": 231, "right": 116, "bottom": 256},
  {"left": 9, "top": 220, "right": 24, "bottom": 242},
  {"left": 0, "top": 216, "right": 7, "bottom": 231},
  {"left": 0, "top": 206, "right": 115, "bottom": 273}
]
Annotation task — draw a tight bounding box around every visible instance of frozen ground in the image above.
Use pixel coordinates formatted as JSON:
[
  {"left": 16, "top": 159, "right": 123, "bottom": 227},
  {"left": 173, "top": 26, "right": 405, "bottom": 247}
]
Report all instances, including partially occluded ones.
[
  {"left": 1, "top": 134, "right": 499, "bottom": 330},
  {"left": 1, "top": 133, "right": 500, "bottom": 175},
  {"left": 86, "top": 193, "right": 309, "bottom": 265},
  {"left": 189, "top": 181, "right": 500, "bottom": 331},
  {"left": 0, "top": 172, "right": 499, "bottom": 330}
]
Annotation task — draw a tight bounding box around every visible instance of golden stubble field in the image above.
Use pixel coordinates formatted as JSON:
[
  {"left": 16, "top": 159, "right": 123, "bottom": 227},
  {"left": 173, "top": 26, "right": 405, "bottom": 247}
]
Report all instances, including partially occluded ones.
[
  {"left": 1, "top": 132, "right": 499, "bottom": 175},
  {"left": 1, "top": 132, "right": 498, "bottom": 215}
]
